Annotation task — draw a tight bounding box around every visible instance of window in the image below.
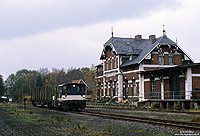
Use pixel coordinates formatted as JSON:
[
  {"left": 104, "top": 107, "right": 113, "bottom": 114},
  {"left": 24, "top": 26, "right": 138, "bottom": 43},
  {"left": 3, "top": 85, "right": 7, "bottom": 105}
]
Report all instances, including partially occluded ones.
[
  {"left": 110, "top": 81, "right": 113, "bottom": 96},
  {"left": 114, "top": 57, "right": 117, "bottom": 68},
  {"left": 110, "top": 59, "right": 112, "bottom": 70},
  {"left": 106, "top": 60, "right": 108, "bottom": 71},
  {"left": 115, "top": 82, "right": 118, "bottom": 96},
  {"left": 125, "top": 80, "right": 129, "bottom": 99},
  {"left": 133, "top": 80, "right": 136, "bottom": 96},
  {"left": 152, "top": 79, "right": 156, "bottom": 99},
  {"left": 168, "top": 52, "right": 174, "bottom": 65},
  {"left": 107, "top": 83, "right": 109, "bottom": 96},
  {"left": 158, "top": 52, "right": 164, "bottom": 65},
  {"left": 99, "top": 83, "right": 101, "bottom": 97}
]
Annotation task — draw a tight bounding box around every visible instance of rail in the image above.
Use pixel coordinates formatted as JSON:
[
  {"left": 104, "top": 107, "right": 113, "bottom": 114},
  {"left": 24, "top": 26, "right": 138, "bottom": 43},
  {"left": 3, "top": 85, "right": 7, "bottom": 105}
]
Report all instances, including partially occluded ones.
[{"left": 72, "top": 110, "right": 200, "bottom": 131}]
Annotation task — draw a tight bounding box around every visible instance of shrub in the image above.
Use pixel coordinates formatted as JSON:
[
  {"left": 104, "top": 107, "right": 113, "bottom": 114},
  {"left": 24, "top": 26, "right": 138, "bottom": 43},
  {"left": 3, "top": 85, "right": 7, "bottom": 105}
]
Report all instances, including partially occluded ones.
[
  {"left": 151, "top": 102, "right": 160, "bottom": 109},
  {"left": 173, "top": 101, "right": 182, "bottom": 110}
]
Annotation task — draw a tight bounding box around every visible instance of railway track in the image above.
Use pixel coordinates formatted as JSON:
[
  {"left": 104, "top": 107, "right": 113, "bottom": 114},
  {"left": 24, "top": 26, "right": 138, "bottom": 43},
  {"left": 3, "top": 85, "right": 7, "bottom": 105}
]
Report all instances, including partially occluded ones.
[
  {"left": 29, "top": 104, "right": 200, "bottom": 131},
  {"left": 72, "top": 110, "right": 200, "bottom": 131},
  {"left": 87, "top": 104, "right": 200, "bottom": 115}
]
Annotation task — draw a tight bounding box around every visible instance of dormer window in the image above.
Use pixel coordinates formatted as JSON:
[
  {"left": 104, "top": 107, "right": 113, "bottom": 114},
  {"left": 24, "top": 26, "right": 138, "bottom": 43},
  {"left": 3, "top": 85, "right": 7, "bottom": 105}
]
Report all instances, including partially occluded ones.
[
  {"left": 158, "top": 51, "right": 164, "bottom": 65},
  {"left": 168, "top": 52, "right": 174, "bottom": 65}
]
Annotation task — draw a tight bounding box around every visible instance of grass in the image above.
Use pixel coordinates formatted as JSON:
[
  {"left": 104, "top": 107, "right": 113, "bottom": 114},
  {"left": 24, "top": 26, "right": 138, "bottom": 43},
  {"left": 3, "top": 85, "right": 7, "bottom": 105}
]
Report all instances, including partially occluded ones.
[
  {"left": 0, "top": 103, "right": 188, "bottom": 136},
  {"left": 0, "top": 103, "right": 112, "bottom": 135}
]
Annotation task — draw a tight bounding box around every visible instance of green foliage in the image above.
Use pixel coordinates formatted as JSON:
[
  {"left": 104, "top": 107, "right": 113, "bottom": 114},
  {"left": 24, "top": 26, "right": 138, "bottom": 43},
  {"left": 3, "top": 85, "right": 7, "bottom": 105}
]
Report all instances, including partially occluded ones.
[
  {"left": 5, "top": 69, "right": 43, "bottom": 101},
  {"left": 0, "top": 74, "right": 4, "bottom": 96},
  {"left": 83, "top": 65, "right": 96, "bottom": 97},
  {"left": 4, "top": 66, "right": 96, "bottom": 102},
  {"left": 173, "top": 101, "right": 182, "bottom": 110},
  {"left": 151, "top": 102, "right": 160, "bottom": 109}
]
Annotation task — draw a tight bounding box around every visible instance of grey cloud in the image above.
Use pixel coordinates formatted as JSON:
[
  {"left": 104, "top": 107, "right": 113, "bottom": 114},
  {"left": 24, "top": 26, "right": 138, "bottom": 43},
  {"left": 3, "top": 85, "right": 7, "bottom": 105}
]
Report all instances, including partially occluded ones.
[{"left": 0, "top": 0, "right": 178, "bottom": 39}]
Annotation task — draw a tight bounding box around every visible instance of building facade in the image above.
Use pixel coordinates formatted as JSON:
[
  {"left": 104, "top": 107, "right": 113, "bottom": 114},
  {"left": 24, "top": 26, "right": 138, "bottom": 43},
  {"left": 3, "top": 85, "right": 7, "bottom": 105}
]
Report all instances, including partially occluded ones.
[{"left": 96, "top": 31, "right": 200, "bottom": 108}]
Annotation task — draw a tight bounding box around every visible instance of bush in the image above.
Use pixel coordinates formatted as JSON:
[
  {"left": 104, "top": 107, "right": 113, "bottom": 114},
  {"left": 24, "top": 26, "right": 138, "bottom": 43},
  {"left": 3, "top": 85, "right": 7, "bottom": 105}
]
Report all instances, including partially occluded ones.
[
  {"left": 151, "top": 102, "right": 160, "bottom": 109},
  {"left": 173, "top": 101, "right": 182, "bottom": 110}
]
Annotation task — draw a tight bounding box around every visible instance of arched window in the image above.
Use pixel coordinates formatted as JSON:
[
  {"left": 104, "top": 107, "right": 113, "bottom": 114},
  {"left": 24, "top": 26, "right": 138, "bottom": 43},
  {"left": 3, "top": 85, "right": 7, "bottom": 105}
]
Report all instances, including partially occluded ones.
[
  {"left": 114, "top": 57, "right": 117, "bottom": 68},
  {"left": 151, "top": 78, "right": 156, "bottom": 99},
  {"left": 168, "top": 52, "right": 174, "bottom": 65},
  {"left": 158, "top": 52, "right": 164, "bottom": 65}
]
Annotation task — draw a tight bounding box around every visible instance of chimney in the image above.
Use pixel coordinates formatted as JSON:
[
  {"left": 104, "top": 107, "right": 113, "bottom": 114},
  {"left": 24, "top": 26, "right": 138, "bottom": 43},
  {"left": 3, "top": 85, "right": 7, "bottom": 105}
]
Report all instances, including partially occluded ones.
[
  {"left": 149, "top": 35, "right": 156, "bottom": 42},
  {"left": 135, "top": 35, "right": 142, "bottom": 40}
]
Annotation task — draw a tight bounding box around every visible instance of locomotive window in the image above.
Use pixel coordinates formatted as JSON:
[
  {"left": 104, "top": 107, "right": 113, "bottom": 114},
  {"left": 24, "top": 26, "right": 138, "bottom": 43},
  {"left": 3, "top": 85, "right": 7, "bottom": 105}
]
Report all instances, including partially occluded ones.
[
  {"left": 63, "top": 86, "right": 66, "bottom": 90},
  {"left": 66, "top": 86, "right": 69, "bottom": 92},
  {"left": 59, "top": 87, "right": 62, "bottom": 93},
  {"left": 80, "top": 87, "right": 83, "bottom": 93}
]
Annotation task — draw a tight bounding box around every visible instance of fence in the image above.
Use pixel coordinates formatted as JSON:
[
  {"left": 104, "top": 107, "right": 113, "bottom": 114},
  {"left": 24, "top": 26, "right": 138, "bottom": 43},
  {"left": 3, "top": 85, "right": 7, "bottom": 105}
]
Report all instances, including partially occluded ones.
[{"left": 144, "top": 90, "right": 200, "bottom": 100}]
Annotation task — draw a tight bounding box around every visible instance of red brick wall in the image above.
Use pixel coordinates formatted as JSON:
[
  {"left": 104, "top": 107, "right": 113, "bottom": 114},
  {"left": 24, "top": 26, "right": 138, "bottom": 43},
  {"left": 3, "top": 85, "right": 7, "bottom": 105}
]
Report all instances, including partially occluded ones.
[
  {"left": 152, "top": 54, "right": 158, "bottom": 64},
  {"left": 124, "top": 73, "right": 138, "bottom": 80},
  {"left": 180, "top": 77, "right": 185, "bottom": 91},
  {"left": 161, "top": 46, "right": 170, "bottom": 52},
  {"left": 180, "top": 77, "right": 185, "bottom": 99},
  {"left": 144, "top": 81, "right": 151, "bottom": 99},
  {"left": 144, "top": 67, "right": 158, "bottom": 71},
  {"left": 192, "top": 77, "right": 200, "bottom": 90},
  {"left": 136, "top": 82, "right": 139, "bottom": 96},
  {"left": 143, "top": 60, "right": 151, "bottom": 64},
  {"left": 104, "top": 48, "right": 118, "bottom": 70},
  {"left": 156, "top": 80, "right": 161, "bottom": 99},
  {"left": 174, "top": 54, "right": 183, "bottom": 65},
  {"left": 164, "top": 54, "right": 168, "bottom": 65},
  {"left": 164, "top": 79, "right": 170, "bottom": 99},
  {"left": 128, "top": 84, "right": 133, "bottom": 96},
  {"left": 192, "top": 66, "right": 200, "bottom": 74}
]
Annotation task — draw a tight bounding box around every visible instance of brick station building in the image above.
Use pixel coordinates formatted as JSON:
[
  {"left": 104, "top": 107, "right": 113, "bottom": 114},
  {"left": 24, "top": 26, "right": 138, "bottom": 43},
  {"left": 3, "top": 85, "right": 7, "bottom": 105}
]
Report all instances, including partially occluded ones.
[{"left": 96, "top": 30, "right": 200, "bottom": 109}]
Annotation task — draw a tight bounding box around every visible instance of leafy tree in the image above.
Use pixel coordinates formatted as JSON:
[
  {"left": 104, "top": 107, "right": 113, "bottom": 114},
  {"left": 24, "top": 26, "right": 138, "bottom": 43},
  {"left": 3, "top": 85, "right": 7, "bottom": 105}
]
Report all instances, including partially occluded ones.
[
  {"left": 4, "top": 66, "right": 97, "bottom": 101},
  {"left": 0, "top": 75, "right": 4, "bottom": 96},
  {"left": 5, "top": 69, "right": 42, "bottom": 101},
  {"left": 45, "top": 68, "right": 66, "bottom": 86},
  {"left": 66, "top": 67, "right": 84, "bottom": 83},
  {"left": 36, "top": 75, "right": 45, "bottom": 87},
  {"left": 84, "top": 65, "right": 97, "bottom": 99},
  {"left": 38, "top": 68, "right": 49, "bottom": 75},
  {"left": 5, "top": 74, "right": 15, "bottom": 90}
]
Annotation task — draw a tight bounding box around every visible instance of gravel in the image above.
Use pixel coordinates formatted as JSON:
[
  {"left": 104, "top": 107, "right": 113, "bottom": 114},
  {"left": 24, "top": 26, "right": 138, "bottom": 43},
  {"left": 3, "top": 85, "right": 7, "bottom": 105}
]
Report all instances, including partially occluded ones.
[
  {"left": 85, "top": 107, "right": 200, "bottom": 121},
  {"left": 0, "top": 105, "right": 199, "bottom": 136}
]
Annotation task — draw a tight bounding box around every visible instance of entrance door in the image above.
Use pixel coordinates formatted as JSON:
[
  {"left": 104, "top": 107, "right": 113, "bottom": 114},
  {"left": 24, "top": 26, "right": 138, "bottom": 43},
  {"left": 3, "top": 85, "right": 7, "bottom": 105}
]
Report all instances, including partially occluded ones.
[{"left": 170, "top": 74, "right": 180, "bottom": 99}]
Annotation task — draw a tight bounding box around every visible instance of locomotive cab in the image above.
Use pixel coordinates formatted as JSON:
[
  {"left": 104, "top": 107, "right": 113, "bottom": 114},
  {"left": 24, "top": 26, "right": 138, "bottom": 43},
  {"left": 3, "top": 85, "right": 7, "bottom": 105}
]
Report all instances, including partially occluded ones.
[{"left": 56, "top": 83, "right": 86, "bottom": 110}]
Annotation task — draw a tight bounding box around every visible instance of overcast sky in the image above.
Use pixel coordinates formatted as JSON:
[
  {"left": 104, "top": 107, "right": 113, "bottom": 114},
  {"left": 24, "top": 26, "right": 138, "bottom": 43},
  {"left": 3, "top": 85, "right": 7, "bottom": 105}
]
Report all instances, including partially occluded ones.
[{"left": 0, "top": 0, "right": 200, "bottom": 79}]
